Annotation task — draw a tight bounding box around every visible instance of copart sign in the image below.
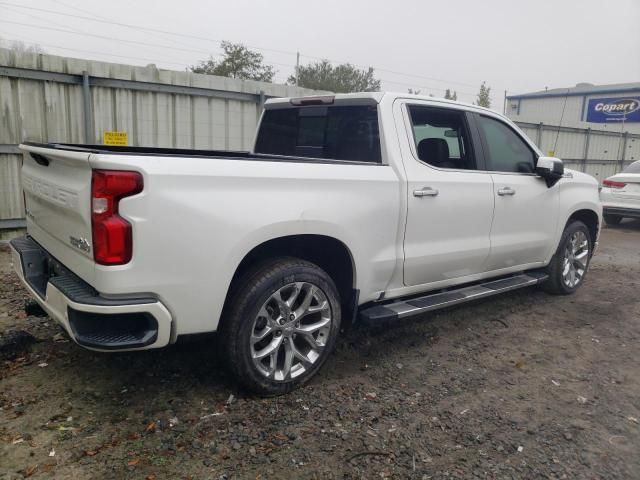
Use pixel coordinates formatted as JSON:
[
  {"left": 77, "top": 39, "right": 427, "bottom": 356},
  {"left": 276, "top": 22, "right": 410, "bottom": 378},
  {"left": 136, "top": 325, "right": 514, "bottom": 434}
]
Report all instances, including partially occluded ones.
[{"left": 587, "top": 97, "right": 640, "bottom": 123}]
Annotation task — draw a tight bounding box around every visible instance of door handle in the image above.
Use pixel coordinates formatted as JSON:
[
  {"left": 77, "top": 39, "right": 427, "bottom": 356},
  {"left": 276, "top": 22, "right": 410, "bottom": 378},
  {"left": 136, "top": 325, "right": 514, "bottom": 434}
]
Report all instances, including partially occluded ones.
[
  {"left": 413, "top": 187, "right": 439, "bottom": 197},
  {"left": 497, "top": 187, "right": 516, "bottom": 196}
]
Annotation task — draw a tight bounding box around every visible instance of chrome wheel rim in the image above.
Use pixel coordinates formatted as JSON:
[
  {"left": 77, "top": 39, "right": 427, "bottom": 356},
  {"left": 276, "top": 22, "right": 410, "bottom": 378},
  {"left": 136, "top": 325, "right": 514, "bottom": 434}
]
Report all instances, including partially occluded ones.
[
  {"left": 250, "top": 282, "right": 332, "bottom": 381},
  {"left": 562, "top": 231, "right": 589, "bottom": 288}
]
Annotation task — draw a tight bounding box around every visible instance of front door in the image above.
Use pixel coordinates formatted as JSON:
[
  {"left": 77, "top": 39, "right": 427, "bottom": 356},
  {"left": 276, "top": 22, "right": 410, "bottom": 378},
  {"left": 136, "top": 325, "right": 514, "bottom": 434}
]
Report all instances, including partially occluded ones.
[
  {"left": 399, "top": 102, "right": 495, "bottom": 286},
  {"left": 473, "top": 113, "right": 559, "bottom": 271}
]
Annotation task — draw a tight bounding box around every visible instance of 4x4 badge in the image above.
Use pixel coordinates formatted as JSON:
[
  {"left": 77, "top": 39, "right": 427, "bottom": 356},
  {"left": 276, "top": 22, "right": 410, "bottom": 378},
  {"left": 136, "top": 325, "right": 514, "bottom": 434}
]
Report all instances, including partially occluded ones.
[{"left": 69, "top": 236, "right": 91, "bottom": 253}]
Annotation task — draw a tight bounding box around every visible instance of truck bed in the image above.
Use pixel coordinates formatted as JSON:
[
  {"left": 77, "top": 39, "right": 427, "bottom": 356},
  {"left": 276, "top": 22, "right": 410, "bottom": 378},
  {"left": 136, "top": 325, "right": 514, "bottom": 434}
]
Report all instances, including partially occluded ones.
[{"left": 21, "top": 142, "right": 375, "bottom": 166}]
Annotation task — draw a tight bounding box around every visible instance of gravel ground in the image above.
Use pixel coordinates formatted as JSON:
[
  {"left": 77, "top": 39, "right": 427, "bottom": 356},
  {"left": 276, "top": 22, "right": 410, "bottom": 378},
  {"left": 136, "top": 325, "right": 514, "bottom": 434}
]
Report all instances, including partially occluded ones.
[{"left": 1, "top": 222, "right": 639, "bottom": 479}]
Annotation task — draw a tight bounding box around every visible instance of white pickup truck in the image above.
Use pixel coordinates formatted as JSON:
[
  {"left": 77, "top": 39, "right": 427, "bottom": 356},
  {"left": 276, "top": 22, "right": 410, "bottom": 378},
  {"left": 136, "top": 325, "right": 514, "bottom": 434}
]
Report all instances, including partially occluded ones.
[{"left": 11, "top": 92, "right": 601, "bottom": 395}]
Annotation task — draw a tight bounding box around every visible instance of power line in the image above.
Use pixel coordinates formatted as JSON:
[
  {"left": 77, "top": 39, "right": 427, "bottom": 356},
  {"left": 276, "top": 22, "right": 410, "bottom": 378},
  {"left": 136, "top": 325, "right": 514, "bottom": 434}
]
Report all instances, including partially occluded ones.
[
  {"left": 2, "top": 5, "right": 194, "bottom": 67},
  {"left": 0, "top": 36, "right": 491, "bottom": 102},
  {"left": 0, "top": 16, "right": 479, "bottom": 95},
  {"left": 0, "top": 2, "right": 287, "bottom": 52},
  {"left": 0, "top": 35, "right": 192, "bottom": 67},
  {"left": 0, "top": 0, "right": 497, "bottom": 91},
  {"left": 0, "top": 4, "right": 499, "bottom": 101},
  {"left": 0, "top": 19, "right": 298, "bottom": 70},
  {"left": 2, "top": 34, "right": 502, "bottom": 106},
  {"left": 0, "top": 20, "right": 476, "bottom": 96},
  {"left": 0, "top": 19, "right": 217, "bottom": 56},
  {"left": 299, "top": 53, "right": 478, "bottom": 89},
  {"left": 45, "top": 0, "right": 213, "bottom": 52}
]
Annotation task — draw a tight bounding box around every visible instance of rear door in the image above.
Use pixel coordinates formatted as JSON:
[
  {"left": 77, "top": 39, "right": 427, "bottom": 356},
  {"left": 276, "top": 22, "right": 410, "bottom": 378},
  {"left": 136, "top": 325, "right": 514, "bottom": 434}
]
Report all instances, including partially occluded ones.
[
  {"left": 20, "top": 144, "right": 95, "bottom": 281},
  {"left": 472, "top": 114, "right": 559, "bottom": 270},
  {"left": 398, "top": 101, "right": 494, "bottom": 286}
]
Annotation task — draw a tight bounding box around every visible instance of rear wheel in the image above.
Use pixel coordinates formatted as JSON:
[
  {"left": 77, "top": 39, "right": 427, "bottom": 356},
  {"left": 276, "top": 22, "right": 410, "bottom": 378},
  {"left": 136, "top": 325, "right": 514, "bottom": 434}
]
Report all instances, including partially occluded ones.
[
  {"left": 604, "top": 214, "right": 622, "bottom": 226},
  {"left": 221, "top": 257, "right": 341, "bottom": 396},
  {"left": 544, "top": 221, "right": 592, "bottom": 295}
]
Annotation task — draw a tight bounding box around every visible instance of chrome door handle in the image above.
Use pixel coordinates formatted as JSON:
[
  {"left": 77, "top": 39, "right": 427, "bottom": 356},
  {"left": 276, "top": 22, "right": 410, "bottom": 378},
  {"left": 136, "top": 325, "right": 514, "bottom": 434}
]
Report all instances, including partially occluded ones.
[
  {"left": 497, "top": 187, "right": 516, "bottom": 196},
  {"left": 413, "top": 187, "right": 439, "bottom": 197}
]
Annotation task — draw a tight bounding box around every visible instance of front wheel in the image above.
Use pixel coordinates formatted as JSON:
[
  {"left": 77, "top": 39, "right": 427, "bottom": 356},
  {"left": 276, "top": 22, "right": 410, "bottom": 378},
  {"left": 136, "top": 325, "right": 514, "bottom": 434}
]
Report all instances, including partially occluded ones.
[
  {"left": 543, "top": 221, "right": 592, "bottom": 295},
  {"left": 221, "top": 257, "right": 341, "bottom": 396}
]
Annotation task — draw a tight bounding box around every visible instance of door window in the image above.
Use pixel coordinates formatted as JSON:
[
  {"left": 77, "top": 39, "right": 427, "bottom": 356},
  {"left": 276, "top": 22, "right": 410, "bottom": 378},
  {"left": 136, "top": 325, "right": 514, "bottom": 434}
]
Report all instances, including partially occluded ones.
[
  {"left": 407, "top": 106, "right": 477, "bottom": 170},
  {"left": 477, "top": 115, "right": 536, "bottom": 173}
]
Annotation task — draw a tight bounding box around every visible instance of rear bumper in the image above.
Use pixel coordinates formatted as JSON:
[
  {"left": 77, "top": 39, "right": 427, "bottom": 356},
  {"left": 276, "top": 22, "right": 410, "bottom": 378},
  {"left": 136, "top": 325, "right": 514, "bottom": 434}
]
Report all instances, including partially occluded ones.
[
  {"left": 603, "top": 206, "right": 640, "bottom": 218},
  {"left": 9, "top": 235, "right": 172, "bottom": 351}
]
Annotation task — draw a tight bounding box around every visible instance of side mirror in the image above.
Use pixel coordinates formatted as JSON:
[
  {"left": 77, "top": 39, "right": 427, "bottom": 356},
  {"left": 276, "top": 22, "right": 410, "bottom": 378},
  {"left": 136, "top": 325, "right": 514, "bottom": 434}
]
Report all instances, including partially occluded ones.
[{"left": 536, "top": 156, "right": 564, "bottom": 187}]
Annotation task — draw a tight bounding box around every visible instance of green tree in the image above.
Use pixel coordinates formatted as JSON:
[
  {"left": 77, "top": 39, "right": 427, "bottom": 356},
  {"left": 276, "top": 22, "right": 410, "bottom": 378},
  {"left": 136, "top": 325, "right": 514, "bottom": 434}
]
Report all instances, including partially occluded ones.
[
  {"left": 290, "top": 60, "right": 381, "bottom": 93},
  {"left": 408, "top": 88, "right": 421, "bottom": 95},
  {"left": 190, "top": 41, "right": 275, "bottom": 82},
  {"left": 475, "top": 81, "right": 491, "bottom": 108},
  {"left": 444, "top": 89, "right": 458, "bottom": 101}
]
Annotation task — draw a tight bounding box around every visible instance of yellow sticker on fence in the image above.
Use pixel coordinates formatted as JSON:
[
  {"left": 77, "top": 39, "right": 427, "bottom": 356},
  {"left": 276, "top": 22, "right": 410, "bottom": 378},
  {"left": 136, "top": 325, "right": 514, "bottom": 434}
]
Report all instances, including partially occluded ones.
[{"left": 103, "top": 131, "right": 128, "bottom": 146}]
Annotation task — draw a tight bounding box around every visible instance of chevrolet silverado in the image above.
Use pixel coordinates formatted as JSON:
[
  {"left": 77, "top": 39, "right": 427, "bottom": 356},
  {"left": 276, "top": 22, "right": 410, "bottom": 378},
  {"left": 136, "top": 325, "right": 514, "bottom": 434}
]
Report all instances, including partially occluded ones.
[{"left": 10, "top": 92, "right": 602, "bottom": 395}]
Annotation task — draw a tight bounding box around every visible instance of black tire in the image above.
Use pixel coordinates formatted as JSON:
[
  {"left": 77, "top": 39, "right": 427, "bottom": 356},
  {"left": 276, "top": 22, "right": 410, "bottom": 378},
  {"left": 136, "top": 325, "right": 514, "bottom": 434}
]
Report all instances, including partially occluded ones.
[
  {"left": 543, "top": 220, "right": 593, "bottom": 295},
  {"left": 220, "top": 257, "right": 341, "bottom": 396},
  {"left": 604, "top": 214, "right": 622, "bottom": 226}
]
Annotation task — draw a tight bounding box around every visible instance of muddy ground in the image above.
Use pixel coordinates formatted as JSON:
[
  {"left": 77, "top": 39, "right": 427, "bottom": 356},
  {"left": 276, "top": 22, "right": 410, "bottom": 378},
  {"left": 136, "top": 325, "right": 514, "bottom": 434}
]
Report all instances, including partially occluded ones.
[{"left": 1, "top": 222, "right": 639, "bottom": 479}]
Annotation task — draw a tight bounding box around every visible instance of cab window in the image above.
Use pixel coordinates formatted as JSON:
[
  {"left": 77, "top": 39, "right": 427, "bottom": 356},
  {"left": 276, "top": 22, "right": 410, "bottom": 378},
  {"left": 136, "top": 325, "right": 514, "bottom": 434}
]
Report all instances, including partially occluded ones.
[
  {"left": 407, "top": 106, "right": 477, "bottom": 170},
  {"left": 477, "top": 115, "right": 536, "bottom": 173},
  {"left": 255, "top": 105, "right": 381, "bottom": 163}
]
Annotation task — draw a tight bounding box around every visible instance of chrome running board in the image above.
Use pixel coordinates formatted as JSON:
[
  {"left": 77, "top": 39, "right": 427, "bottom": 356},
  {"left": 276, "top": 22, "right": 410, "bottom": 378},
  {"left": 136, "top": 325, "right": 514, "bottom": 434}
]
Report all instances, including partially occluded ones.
[{"left": 359, "top": 272, "right": 548, "bottom": 322}]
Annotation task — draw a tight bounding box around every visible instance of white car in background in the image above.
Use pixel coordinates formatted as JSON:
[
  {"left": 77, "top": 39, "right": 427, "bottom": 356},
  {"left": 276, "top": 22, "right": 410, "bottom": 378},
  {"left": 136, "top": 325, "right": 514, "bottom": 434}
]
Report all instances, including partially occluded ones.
[{"left": 600, "top": 160, "right": 640, "bottom": 225}]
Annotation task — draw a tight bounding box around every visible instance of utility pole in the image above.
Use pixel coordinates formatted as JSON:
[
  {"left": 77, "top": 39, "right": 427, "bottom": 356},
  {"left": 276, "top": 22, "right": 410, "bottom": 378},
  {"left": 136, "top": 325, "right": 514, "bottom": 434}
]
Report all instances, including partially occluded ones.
[
  {"left": 295, "top": 52, "right": 300, "bottom": 86},
  {"left": 503, "top": 89, "right": 507, "bottom": 115}
]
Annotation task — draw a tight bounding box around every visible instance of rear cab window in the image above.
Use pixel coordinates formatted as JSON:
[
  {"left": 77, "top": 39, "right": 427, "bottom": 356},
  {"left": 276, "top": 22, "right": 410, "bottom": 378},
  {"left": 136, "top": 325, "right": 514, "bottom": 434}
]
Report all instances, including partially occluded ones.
[{"left": 254, "top": 105, "right": 381, "bottom": 163}]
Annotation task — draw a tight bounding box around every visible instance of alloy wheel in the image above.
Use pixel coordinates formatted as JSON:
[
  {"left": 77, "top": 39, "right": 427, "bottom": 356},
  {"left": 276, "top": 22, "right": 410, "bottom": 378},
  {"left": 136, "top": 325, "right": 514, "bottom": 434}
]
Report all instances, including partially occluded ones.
[
  {"left": 250, "top": 282, "right": 332, "bottom": 381},
  {"left": 562, "top": 230, "right": 589, "bottom": 288}
]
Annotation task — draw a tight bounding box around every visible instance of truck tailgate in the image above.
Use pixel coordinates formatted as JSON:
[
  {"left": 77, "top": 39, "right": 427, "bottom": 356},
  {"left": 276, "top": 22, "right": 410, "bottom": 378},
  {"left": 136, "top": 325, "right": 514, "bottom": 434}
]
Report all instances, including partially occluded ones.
[{"left": 19, "top": 144, "right": 96, "bottom": 284}]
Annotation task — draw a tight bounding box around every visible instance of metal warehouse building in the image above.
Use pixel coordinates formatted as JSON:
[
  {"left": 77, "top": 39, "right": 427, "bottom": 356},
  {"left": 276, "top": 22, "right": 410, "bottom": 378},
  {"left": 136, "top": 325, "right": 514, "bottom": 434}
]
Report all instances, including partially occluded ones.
[{"left": 506, "top": 82, "right": 640, "bottom": 180}]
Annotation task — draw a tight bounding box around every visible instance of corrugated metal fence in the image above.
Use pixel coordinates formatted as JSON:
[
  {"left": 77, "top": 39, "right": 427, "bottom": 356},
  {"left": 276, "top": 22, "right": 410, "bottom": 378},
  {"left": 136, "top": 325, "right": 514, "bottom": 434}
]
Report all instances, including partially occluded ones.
[
  {"left": 2, "top": 48, "right": 638, "bottom": 237},
  {"left": 0, "top": 48, "right": 321, "bottom": 237},
  {"left": 515, "top": 121, "right": 640, "bottom": 180}
]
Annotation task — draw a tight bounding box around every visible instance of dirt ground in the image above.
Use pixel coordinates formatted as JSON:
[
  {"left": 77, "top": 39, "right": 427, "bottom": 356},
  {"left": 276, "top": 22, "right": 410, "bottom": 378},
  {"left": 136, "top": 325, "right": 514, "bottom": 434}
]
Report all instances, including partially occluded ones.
[{"left": 1, "top": 222, "right": 639, "bottom": 480}]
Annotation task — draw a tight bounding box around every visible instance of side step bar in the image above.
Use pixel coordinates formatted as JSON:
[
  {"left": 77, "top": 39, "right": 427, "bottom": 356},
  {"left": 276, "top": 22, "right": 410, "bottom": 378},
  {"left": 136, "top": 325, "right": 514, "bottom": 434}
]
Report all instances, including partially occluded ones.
[{"left": 359, "top": 272, "right": 548, "bottom": 322}]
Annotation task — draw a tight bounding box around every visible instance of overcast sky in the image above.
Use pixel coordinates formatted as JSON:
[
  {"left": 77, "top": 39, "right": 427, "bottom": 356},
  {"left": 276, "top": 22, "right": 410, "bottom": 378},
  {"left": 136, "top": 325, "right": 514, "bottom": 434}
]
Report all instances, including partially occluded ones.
[{"left": 1, "top": 0, "right": 639, "bottom": 109}]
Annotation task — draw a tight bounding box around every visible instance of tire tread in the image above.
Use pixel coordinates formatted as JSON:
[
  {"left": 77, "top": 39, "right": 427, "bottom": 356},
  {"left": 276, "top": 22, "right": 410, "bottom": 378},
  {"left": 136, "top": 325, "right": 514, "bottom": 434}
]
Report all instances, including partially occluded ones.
[
  {"left": 220, "top": 257, "right": 341, "bottom": 396},
  {"left": 543, "top": 220, "right": 592, "bottom": 295}
]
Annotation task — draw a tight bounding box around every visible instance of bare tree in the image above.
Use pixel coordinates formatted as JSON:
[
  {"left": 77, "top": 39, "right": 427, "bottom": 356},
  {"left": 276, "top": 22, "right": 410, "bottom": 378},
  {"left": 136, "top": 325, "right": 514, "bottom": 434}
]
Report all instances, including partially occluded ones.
[{"left": 0, "top": 37, "right": 46, "bottom": 54}]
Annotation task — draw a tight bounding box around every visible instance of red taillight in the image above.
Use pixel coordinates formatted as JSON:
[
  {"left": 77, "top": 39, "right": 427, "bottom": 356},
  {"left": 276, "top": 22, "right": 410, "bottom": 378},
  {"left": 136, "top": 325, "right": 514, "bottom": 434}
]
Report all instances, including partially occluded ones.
[
  {"left": 603, "top": 179, "right": 626, "bottom": 189},
  {"left": 91, "top": 170, "right": 143, "bottom": 265}
]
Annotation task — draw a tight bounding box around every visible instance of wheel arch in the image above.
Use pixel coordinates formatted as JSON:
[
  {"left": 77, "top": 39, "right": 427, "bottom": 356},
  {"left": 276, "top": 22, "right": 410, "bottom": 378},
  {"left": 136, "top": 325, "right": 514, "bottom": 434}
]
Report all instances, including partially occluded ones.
[
  {"left": 566, "top": 208, "right": 600, "bottom": 249},
  {"left": 222, "top": 234, "right": 358, "bottom": 324}
]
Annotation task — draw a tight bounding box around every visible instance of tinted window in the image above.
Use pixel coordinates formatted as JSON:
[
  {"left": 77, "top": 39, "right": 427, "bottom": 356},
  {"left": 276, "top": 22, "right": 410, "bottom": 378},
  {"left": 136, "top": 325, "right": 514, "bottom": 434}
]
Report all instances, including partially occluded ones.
[
  {"left": 255, "top": 105, "right": 381, "bottom": 163},
  {"left": 408, "top": 106, "right": 476, "bottom": 170},
  {"left": 477, "top": 115, "right": 536, "bottom": 173},
  {"left": 622, "top": 161, "right": 640, "bottom": 174}
]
